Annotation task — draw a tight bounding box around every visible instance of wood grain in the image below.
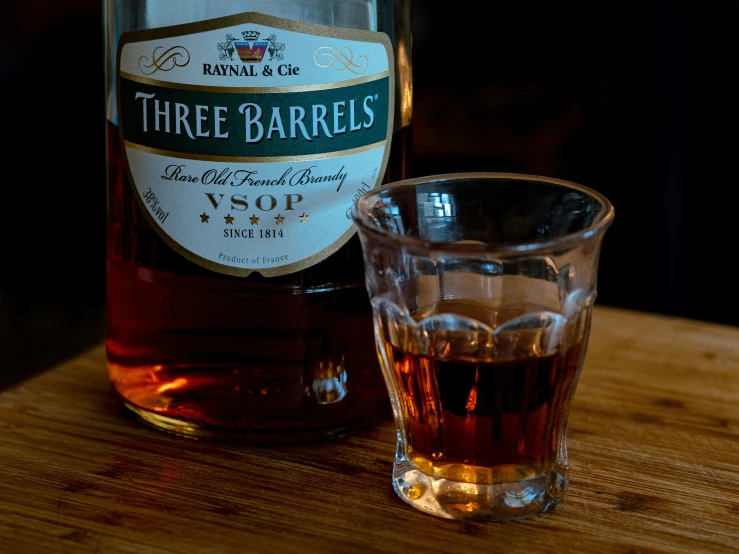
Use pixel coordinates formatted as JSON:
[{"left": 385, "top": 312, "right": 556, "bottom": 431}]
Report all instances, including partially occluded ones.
[{"left": 0, "top": 306, "right": 737, "bottom": 554}]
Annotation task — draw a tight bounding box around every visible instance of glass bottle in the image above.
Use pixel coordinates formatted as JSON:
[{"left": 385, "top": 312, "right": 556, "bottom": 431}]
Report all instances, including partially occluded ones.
[{"left": 103, "top": 0, "right": 412, "bottom": 441}]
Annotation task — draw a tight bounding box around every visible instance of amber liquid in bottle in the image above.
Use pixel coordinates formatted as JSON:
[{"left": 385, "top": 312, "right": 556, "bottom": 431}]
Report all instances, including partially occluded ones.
[{"left": 106, "top": 121, "right": 412, "bottom": 441}]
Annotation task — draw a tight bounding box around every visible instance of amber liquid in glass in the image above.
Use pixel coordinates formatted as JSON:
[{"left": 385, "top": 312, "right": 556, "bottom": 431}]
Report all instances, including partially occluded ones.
[
  {"left": 387, "top": 343, "right": 584, "bottom": 470},
  {"left": 106, "top": 121, "right": 411, "bottom": 440},
  {"left": 378, "top": 296, "right": 586, "bottom": 479}
]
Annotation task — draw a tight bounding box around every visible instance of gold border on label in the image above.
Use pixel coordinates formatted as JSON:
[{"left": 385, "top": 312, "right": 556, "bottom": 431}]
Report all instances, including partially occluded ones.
[
  {"left": 120, "top": 70, "right": 389, "bottom": 93},
  {"left": 125, "top": 140, "right": 386, "bottom": 163},
  {"left": 116, "top": 12, "right": 395, "bottom": 278}
]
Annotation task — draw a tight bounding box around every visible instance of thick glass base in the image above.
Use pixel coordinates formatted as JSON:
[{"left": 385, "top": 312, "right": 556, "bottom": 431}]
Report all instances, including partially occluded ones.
[
  {"left": 121, "top": 399, "right": 379, "bottom": 444},
  {"left": 392, "top": 456, "right": 568, "bottom": 521}
]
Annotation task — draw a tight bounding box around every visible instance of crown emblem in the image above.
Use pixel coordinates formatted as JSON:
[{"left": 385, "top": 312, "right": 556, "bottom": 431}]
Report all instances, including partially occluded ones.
[
  {"left": 241, "top": 30, "right": 261, "bottom": 41},
  {"left": 217, "top": 30, "right": 285, "bottom": 64}
]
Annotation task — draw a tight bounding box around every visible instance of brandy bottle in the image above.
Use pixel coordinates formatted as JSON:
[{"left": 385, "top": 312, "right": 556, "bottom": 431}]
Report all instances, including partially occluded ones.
[{"left": 103, "top": 0, "right": 412, "bottom": 441}]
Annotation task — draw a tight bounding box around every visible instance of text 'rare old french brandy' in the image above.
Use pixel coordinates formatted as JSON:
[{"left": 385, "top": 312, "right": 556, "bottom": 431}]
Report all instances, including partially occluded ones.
[{"left": 104, "top": 1, "right": 412, "bottom": 441}]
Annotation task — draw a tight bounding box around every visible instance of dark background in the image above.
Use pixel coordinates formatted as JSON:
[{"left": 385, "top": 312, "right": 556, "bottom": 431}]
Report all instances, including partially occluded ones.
[{"left": 1, "top": 1, "right": 736, "bottom": 387}]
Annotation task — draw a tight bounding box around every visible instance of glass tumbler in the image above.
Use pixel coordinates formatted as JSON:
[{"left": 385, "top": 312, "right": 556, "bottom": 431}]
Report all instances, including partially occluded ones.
[{"left": 351, "top": 173, "right": 614, "bottom": 521}]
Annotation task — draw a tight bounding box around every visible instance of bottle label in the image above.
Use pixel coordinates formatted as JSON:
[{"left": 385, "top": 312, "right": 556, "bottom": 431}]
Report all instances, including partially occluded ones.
[{"left": 116, "top": 12, "right": 394, "bottom": 276}]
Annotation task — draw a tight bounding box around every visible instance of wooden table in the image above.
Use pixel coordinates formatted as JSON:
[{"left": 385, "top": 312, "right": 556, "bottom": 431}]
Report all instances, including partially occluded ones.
[{"left": 1, "top": 306, "right": 737, "bottom": 553}]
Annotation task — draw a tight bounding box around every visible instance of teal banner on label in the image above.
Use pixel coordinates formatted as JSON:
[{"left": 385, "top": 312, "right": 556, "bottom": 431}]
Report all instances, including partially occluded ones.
[{"left": 120, "top": 77, "right": 389, "bottom": 158}]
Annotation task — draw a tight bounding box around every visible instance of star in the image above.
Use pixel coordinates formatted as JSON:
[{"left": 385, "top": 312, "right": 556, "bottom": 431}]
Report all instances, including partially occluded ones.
[
  {"left": 200, "top": 212, "right": 210, "bottom": 223},
  {"left": 274, "top": 214, "right": 285, "bottom": 225},
  {"left": 249, "top": 215, "right": 260, "bottom": 225},
  {"left": 225, "top": 214, "right": 235, "bottom": 224},
  {"left": 299, "top": 213, "right": 309, "bottom": 223}
]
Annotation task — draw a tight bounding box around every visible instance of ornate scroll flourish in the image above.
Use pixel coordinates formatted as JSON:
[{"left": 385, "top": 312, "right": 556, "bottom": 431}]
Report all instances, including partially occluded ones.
[
  {"left": 314, "top": 46, "right": 368, "bottom": 75},
  {"left": 138, "top": 46, "right": 191, "bottom": 75}
]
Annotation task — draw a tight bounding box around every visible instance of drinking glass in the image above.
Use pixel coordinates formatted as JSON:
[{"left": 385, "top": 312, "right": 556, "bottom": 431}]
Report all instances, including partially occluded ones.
[{"left": 351, "top": 173, "right": 614, "bottom": 521}]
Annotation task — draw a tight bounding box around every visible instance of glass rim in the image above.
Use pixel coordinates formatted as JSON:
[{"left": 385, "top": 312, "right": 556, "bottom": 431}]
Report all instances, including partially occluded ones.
[{"left": 350, "top": 172, "right": 615, "bottom": 255}]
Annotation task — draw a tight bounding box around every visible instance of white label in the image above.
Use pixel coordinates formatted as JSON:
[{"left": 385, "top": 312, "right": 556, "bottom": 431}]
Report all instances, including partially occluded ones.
[{"left": 117, "top": 12, "right": 394, "bottom": 277}]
